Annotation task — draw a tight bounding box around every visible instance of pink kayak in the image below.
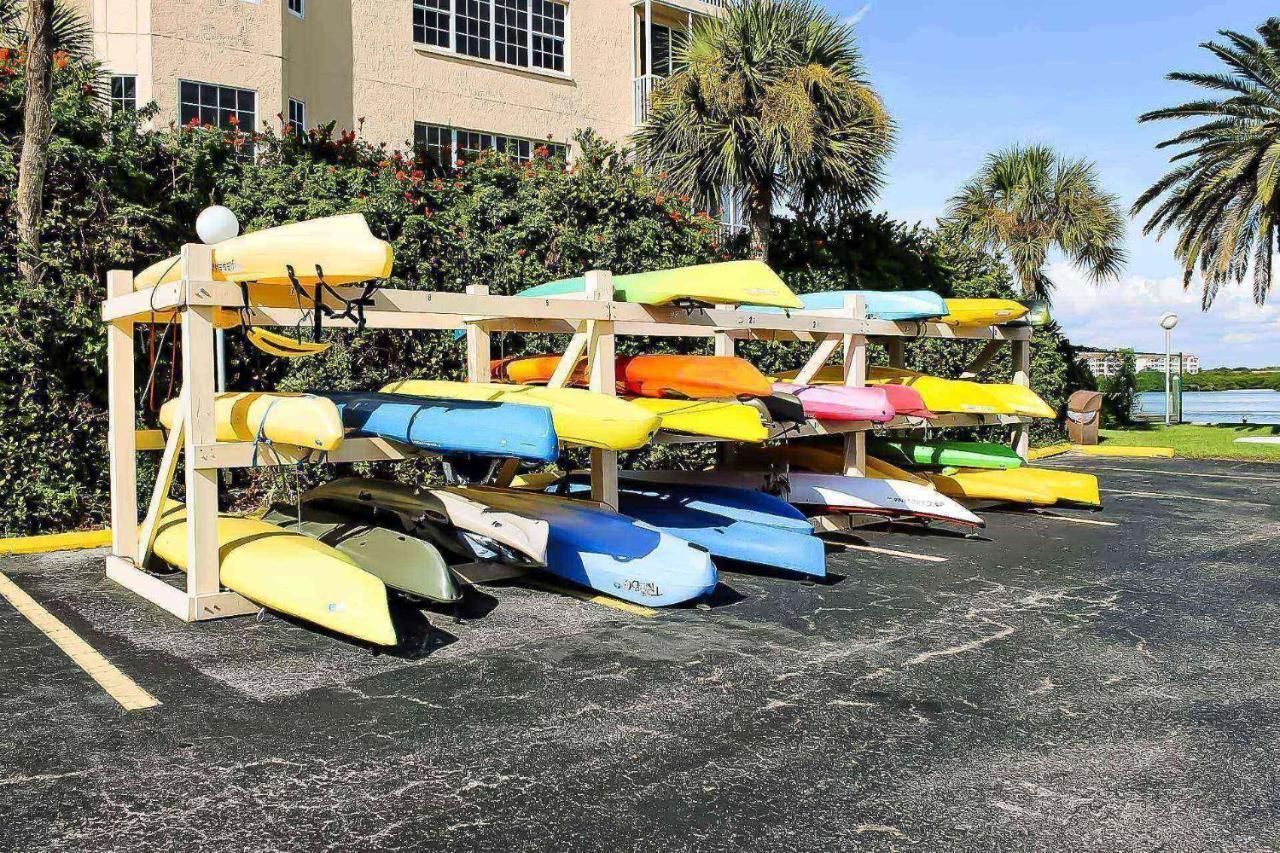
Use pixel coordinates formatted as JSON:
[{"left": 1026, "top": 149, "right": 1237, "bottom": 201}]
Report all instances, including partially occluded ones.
[
  {"left": 772, "top": 382, "right": 895, "bottom": 422},
  {"left": 877, "top": 384, "right": 936, "bottom": 419}
]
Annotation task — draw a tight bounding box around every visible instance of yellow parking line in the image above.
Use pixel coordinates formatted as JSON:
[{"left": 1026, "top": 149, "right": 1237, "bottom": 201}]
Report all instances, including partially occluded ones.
[
  {"left": 840, "top": 543, "right": 948, "bottom": 563},
  {"left": 1062, "top": 465, "right": 1280, "bottom": 483},
  {"left": 1026, "top": 512, "right": 1118, "bottom": 527},
  {"left": 0, "top": 529, "right": 112, "bottom": 555},
  {"left": 0, "top": 571, "right": 159, "bottom": 711},
  {"left": 525, "top": 579, "right": 659, "bottom": 618}
]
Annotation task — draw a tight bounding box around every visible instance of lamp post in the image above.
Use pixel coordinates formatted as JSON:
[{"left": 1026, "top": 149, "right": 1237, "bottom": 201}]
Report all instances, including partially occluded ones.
[{"left": 1159, "top": 312, "right": 1179, "bottom": 426}]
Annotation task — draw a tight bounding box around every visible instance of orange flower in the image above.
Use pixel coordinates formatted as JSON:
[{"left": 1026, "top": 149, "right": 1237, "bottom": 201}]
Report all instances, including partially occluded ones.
[{"left": 53, "top": 50, "right": 69, "bottom": 69}]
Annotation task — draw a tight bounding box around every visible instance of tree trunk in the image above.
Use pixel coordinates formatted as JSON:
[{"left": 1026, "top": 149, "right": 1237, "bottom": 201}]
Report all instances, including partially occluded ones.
[
  {"left": 16, "top": 0, "right": 56, "bottom": 287},
  {"left": 748, "top": 182, "right": 773, "bottom": 262}
]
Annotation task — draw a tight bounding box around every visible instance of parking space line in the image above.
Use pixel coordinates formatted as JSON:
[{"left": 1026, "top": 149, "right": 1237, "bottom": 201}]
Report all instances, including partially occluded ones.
[
  {"left": 0, "top": 571, "right": 160, "bottom": 711},
  {"left": 1100, "top": 489, "right": 1237, "bottom": 504},
  {"left": 1025, "top": 512, "right": 1118, "bottom": 527},
  {"left": 1051, "top": 464, "right": 1280, "bottom": 483},
  {"left": 524, "top": 579, "right": 659, "bottom": 617},
  {"left": 839, "top": 544, "right": 948, "bottom": 563}
]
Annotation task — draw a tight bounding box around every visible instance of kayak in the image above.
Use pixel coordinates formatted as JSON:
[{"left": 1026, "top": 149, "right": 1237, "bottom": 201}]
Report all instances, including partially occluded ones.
[
  {"left": 924, "top": 469, "right": 1057, "bottom": 506},
  {"left": 739, "top": 444, "right": 937, "bottom": 488},
  {"left": 869, "top": 438, "right": 1025, "bottom": 470},
  {"left": 630, "top": 398, "right": 770, "bottom": 442},
  {"left": 321, "top": 391, "right": 558, "bottom": 462},
  {"left": 754, "top": 289, "right": 948, "bottom": 321},
  {"left": 539, "top": 482, "right": 824, "bottom": 577},
  {"left": 380, "top": 380, "right": 660, "bottom": 451},
  {"left": 453, "top": 486, "right": 719, "bottom": 607},
  {"left": 517, "top": 260, "right": 803, "bottom": 309},
  {"left": 492, "top": 354, "right": 773, "bottom": 399},
  {"left": 152, "top": 501, "right": 397, "bottom": 645},
  {"left": 785, "top": 365, "right": 1052, "bottom": 418},
  {"left": 865, "top": 455, "right": 934, "bottom": 488},
  {"left": 940, "top": 298, "right": 1028, "bottom": 326},
  {"left": 301, "top": 477, "right": 549, "bottom": 568},
  {"left": 263, "top": 503, "right": 461, "bottom": 604},
  {"left": 134, "top": 214, "right": 394, "bottom": 289},
  {"left": 771, "top": 382, "right": 895, "bottom": 422},
  {"left": 619, "top": 469, "right": 984, "bottom": 528},
  {"left": 159, "top": 392, "right": 344, "bottom": 451},
  {"left": 1010, "top": 468, "right": 1101, "bottom": 507}
]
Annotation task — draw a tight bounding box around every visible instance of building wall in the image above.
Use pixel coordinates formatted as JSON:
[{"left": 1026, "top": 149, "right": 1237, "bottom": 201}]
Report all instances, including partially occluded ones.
[{"left": 80, "top": 0, "right": 726, "bottom": 150}]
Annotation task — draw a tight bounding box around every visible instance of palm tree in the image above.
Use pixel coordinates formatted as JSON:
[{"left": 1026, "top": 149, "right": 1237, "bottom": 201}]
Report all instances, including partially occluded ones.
[
  {"left": 632, "top": 0, "right": 891, "bottom": 261},
  {"left": 1132, "top": 17, "right": 1280, "bottom": 308},
  {"left": 945, "top": 144, "right": 1127, "bottom": 301}
]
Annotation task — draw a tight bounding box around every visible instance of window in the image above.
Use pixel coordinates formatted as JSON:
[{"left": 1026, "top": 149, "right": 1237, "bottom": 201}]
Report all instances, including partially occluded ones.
[
  {"left": 639, "top": 23, "right": 672, "bottom": 77},
  {"left": 180, "top": 81, "right": 256, "bottom": 131},
  {"left": 414, "top": 122, "right": 566, "bottom": 169},
  {"left": 287, "top": 0, "right": 304, "bottom": 17},
  {"left": 412, "top": 0, "right": 566, "bottom": 73},
  {"left": 110, "top": 75, "right": 137, "bottom": 114},
  {"left": 288, "top": 98, "right": 306, "bottom": 136}
]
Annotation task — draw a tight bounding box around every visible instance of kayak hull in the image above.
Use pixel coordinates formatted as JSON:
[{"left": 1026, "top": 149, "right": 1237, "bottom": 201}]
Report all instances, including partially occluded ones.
[
  {"left": 519, "top": 260, "right": 803, "bottom": 309},
  {"left": 756, "top": 289, "right": 948, "bottom": 321},
  {"left": 159, "top": 392, "right": 343, "bottom": 451},
  {"left": 941, "top": 298, "right": 1029, "bottom": 326},
  {"left": 152, "top": 502, "right": 396, "bottom": 646},
  {"left": 631, "top": 398, "right": 769, "bottom": 442},
  {"left": 870, "top": 438, "right": 1025, "bottom": 470},
  {"left": 771, "top": 382, "right": 895, "bottom": 422},
  {"left": 493, "top": 354, "right": 773, "bottom": 399},
  {"left": 322, "top": 391, "right": 558, "bottom": 462}
]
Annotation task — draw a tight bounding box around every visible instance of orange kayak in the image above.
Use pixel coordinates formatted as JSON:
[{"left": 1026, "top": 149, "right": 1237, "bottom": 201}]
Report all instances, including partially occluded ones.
[{"left": 491, "top": 354, "right": 773, "bottom": 399}]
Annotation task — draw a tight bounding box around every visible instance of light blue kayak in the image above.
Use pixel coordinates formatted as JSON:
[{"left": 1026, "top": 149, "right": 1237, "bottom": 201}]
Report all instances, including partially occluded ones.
[
  {"left": 455, "top": 486, "right": 718, "bottom": 607},
  {"left": 755, "top": 289, "right": 947, "bottom": 321},
  {"left": 544, "top": 481, "right": 824, "bottom": 577},
  {"left": 322, "top": 392, "right": 559, "bottom": 463}
]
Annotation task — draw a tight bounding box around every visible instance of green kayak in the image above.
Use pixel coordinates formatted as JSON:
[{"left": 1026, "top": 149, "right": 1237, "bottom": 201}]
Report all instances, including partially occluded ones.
[
  {"left": 868, "top": 438, "right": 1024, "bottom": 470},
  {"left": 264, "top": 504, "right": 461, "bottom": 605}
]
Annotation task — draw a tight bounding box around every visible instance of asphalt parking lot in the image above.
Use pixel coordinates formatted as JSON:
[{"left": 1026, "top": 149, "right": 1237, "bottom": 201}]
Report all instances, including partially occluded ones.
[{"left": 1, "top": 454, "right": 1278, "bottom": 852}]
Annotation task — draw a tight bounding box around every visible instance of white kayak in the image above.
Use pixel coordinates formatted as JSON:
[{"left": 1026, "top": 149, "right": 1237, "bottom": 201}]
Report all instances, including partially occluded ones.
[{"left": 619, "top": 469, "right": 984, "bottom": 528}]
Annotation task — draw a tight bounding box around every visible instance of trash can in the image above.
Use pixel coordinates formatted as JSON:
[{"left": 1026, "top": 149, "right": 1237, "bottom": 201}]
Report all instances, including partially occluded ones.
[{"left": 1066, "top": 390, "right": 1104, "bottom": 445}]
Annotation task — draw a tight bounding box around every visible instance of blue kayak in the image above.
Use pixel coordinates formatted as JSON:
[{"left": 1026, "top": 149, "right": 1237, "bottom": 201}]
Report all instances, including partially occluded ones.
[
  {"left": 455, "top": 486, "right": 718, "bottom": 607},
  {"left": 756, "top": 289, "right": 947, "bottom": 321},
  {"left": 546, "top": 483, "right": 823, "bottom": 577},
  {"left": 321, "top": 392, "right": 559, "bottom": 463},
  {"left": 553, "top": 476, "right": 813, "bottom": 534}
]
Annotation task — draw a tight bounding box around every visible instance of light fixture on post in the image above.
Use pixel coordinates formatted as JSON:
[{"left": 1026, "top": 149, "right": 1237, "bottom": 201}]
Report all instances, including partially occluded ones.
[{"left": 1158, "top": 312, "right": 1179, "bottom": 426}]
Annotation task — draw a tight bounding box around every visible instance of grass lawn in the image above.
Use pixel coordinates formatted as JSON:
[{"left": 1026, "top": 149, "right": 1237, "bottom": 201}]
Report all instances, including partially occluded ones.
[{"left": 1099, "top": 423, "right": 1280, "bottom": 462}]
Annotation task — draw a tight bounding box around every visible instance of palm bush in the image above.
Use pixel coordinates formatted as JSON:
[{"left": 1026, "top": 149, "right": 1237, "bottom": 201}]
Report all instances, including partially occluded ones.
[
  {"left": 632, "top": 0, "right": 891, "bottom": 260},
  {"left": 1132, "top": 17, "right": 1280, "bottom": 307},
  {"left": 945, "top": 144, "right": 1126, "bottom": 301}
]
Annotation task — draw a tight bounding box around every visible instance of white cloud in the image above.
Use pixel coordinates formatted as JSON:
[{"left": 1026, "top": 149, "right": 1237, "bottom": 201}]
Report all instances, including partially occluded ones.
[
  {"left": 844, "top": 3, "right": 871, "bottom": 26},
  {"left": 1047, "top": 261, "right": 1280, "bottom": 368}
]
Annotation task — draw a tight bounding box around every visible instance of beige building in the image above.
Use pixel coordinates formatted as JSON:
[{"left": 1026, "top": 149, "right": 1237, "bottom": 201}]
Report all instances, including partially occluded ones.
[
  {"left": 75, "top": 0, "right": 723, "bottom": 162},
  {"left": 1078, "top": 349, "right": 1201, "bottom": 377}
]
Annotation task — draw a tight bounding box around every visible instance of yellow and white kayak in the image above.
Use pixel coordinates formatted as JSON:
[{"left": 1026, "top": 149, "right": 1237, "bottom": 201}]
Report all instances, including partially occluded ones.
[
  {"left": 870, "top": 367, "right": 1056, "bottom": 419},
  {"left": 134, "top": 214, "right": 394, "bottom": 290},
  {"left": 159, "top": 392, "right": 344, "bottom": 451},
  {"left": 152, "top": 501, "right": 397, "bottom": 646},
  {"left": 866, "top": 455, "right": 934, "bottom": 488},
  {"left": 631, "top": 398, "right": 770, "bottom": 442},
  {"left": 381, "top": 380, "right": 660, "bottom": 451},
  {"left": 940, "top": 298, "right": 1029, "bottom": 327}
]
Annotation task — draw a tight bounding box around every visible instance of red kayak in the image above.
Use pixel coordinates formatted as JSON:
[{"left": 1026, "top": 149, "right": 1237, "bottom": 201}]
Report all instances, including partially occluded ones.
[{"left": 878, "top": 383, "right": 936, "bottom": 419}]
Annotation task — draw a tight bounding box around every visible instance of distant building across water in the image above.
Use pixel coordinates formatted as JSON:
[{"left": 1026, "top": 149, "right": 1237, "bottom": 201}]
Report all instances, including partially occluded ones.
[{"left": 1077, "top": 349, "right": 1200, "bottom": 377}]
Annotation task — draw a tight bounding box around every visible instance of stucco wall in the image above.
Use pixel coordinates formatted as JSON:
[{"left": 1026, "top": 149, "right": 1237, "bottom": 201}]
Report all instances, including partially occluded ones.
[{"left": 283, "top": 0, "right": 355, "bottom": 132}]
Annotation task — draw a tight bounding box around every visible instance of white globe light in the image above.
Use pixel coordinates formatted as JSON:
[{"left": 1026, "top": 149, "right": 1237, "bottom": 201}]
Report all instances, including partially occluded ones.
[
  {"left": 196, "top": 205, "right": 240, "bottom": 244},
  {"left": 1158, "top": 312, "right": 1179, "bottom": 331}
]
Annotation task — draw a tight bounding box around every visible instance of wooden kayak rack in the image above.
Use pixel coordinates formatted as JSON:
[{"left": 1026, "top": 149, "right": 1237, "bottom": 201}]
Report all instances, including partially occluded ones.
[{"left": 103, "top": 245, "right": 1034, "bottom": 623}]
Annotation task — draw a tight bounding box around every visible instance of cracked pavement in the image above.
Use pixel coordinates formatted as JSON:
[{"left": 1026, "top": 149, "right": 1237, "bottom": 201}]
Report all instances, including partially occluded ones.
[{"left": 1, "top": 455, "right": 1278, "bottom": 851}]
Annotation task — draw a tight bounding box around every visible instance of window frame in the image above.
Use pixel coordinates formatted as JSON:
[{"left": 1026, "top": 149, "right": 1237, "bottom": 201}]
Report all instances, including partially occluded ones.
[
  {"left": 109, "top": 74, "right": 137, "bottom": 115},
  {"left": 287, "top": 97, "right": 306, "bottom": 136},
  {"left": 413, "top": 121, "right": 567, "bottom": 170},
  {"left": 411, "top": 0, "right": 570, "bottom": 78},
  {"left": 287, "top": 0, "right": 304, "bottom": 18}
]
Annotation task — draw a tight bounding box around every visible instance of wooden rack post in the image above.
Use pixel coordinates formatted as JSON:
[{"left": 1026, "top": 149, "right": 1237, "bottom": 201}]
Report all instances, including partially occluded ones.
[
  {"left": 1010, "top": 338, "right": 1032, "bottom": 458},
  {"left": 584, "top": 270, "right": 619, "bottom": 509},
  {"left": 839, "top": 295, "right": 868, "bottom": 477},
  {"left": 106, "top": 270, "right": 138, "bottom": 563},
  {"left": 464, "top": 284, "right": 491, "bottom": 382}
]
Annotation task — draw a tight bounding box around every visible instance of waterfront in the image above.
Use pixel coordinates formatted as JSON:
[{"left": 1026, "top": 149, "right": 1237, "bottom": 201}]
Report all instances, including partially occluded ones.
[{"left": 1136, "top": 389, "right": 1280, "bottom": 424}]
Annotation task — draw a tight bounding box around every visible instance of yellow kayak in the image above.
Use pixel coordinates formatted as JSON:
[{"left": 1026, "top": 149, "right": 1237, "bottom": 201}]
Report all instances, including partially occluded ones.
[
  {"left": 866, "top": 455, "right": 934, "bottom": 488},
  {"left": 381, "top": 380, "right": 660, "bottom": 451},
  {"left": 1018, "top": 468, "right": 1101, "bottom": 507},
  {"left": 872, "top": 367, "right": 1056, "bottom": 419},
  {"left": 159, "top": 392, "right": 344, "bottom": 451},
  {"left": 924, "top": 469, "right": 1058, "bottom": 506},
  {"left": 630, "top": 398, "right": 769, "bottom": 442},
  {"left": 152, "top": 501, "right": 397, "bottom": 646},
  {"left": 940, "top": 298, "right": 1029, "bottom": 326},
  {"left": 135, "top": 214, "right": 394, "bottom": 289},
  {"left": 736, "top": 445, "right": 937, "bottom": 487},
  {"left": 519, "top": 260, "right": 803, "bottom": 309}
]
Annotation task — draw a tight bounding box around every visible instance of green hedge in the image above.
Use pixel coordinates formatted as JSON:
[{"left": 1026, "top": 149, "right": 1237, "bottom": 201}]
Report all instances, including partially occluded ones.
[{"left": 0, "top": 59, "right": 1081, "bottom": 535}]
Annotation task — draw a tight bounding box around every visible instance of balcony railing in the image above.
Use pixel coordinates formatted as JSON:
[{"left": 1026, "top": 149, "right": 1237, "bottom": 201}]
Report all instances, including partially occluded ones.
[{"left": 634, "top": 74, "right": 657, "bottom": 125}]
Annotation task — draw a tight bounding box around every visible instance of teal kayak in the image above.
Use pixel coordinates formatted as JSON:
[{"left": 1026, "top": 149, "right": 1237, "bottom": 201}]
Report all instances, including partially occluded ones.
[
  {"left": 754, "top": 289, "right": 947, "bottom": 321},
  {"left": 868, "top": 438, "right": 1024, "bottom": 470}
]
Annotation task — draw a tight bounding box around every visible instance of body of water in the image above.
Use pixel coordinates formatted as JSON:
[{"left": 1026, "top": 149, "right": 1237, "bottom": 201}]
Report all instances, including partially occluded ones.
[{"left": 1135, "top": 389, "right": 1280, "bottom": 425}]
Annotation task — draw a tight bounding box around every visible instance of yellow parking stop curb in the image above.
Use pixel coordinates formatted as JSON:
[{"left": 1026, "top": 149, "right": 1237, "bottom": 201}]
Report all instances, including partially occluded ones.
[{"left": 0, "top": 529, "right": 113, "bottom": 555}]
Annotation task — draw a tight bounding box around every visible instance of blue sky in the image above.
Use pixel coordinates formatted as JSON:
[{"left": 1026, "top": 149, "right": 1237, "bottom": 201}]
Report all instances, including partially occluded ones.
[{"left": 826, "top": 0, "right": 1280, "bottom": 368}]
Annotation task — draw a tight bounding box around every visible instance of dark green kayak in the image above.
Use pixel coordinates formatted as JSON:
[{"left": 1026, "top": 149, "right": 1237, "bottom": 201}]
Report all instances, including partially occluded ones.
[
  {"left": 264, "top": 504, "right": 461, "bottom": 605},
  {"left": 868, "top": 438, "right": 1024, "bottom": 470}
]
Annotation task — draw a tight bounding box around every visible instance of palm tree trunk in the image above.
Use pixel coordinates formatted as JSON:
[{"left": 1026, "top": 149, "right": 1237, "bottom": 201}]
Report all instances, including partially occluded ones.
[
  {"left": 748, "top": 182, "right": 773, "bottom": 262},
  {"left": 16, "top": 0, "right": 56, "bottom": 287}
]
